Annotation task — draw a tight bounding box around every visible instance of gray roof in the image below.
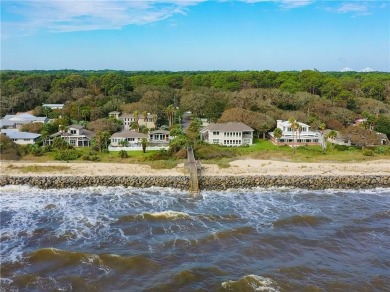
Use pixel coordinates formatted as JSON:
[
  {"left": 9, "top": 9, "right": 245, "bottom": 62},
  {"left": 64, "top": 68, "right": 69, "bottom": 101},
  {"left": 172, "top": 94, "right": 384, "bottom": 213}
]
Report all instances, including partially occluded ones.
[
  {"left": 3, "top": 113, "right": 47, "bottom": 123},
  {"left": 120, "top": 113, "right": 157, "bottom": 118},
  {"left": 1, "top": 130, "right": 41, "bottom": 140},
  {"left": 69, "top": 124, "right": 84, "bottom": 130},
  {"left": 0, "top": 119, "right": 16, "bottom": 128},
  {"left": 149, "top": 130, "right": 170, "bottom": 135},
  {"left": 202, "top": 122, "right": 253, "bottom": 132},
  {"left": 110, "top": 131, "right": 147, "bottom": 139}
]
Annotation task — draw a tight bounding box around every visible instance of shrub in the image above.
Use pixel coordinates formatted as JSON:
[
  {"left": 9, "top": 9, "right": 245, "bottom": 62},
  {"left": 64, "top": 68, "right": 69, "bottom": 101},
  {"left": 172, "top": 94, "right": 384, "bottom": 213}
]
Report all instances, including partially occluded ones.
[
  {"left": 118, "top": 150, "right": 128, "bottom": 158},
  {"left": 333, "top": 144, "right": 350, "bottom": 151},
  {"left": 147, "top": 149, "right": 171, "bottom": 161},
  {"left": 374, "top": 147, "right": 385, "bottom": 154},
  {"left": 55, "top": 149, "right": 81, "bottom": 161},
  {"left": 362, "top": 149, "right": 374, "bottom": 156},
  {"left": 194, "top": 144, "right": 236, "bottom": 160}
]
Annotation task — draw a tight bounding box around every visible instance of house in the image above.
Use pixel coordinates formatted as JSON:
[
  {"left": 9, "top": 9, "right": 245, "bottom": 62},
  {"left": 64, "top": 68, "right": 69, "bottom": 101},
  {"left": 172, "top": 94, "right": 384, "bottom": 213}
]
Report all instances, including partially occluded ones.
[
  {"left": 110, "top": 131, "right": 147, "bottom": 147},
  {"left": 1, "top": 129, "right": 41, "bottom": 145},
  {"left": 44, "top": 125, "right": 95, "bottom": 147},
  {"left": 42, "top": 104, "right": 64, "bottom": 110},
  {"left": 149, "top": 130, "right": 170, "bottom": 145},
  {"left": 108, "top": 111, "right": 157, "bottom": 130},
  {"left": 269, "top": 120, "right": 320, "bottom": 146},
  {"left": 200, "top": 122, "right": 254, "bottom": 146},
  {"left": 0, "top": 113, "right": 48, "bottom": 129}
]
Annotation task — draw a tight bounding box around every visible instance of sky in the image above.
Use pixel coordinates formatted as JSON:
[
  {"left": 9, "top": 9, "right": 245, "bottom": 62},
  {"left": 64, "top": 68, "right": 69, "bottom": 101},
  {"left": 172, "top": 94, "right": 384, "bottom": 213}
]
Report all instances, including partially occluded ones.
[{"left": 1, "top": 0, "right": 389, "bottom": 72}]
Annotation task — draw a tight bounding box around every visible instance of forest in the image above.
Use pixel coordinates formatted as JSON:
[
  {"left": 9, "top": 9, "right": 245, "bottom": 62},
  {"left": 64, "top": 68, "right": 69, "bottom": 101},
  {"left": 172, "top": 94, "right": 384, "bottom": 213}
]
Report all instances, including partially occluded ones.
[{"left": 1, "top": 69, "right": 390, "bottom": 140}]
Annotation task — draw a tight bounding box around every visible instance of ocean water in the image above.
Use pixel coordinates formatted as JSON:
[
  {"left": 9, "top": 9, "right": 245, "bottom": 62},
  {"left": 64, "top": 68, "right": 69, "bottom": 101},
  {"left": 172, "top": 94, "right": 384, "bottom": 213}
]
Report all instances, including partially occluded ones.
[{"left": 1, "top": 186, "right": 390, "bottom": 291}]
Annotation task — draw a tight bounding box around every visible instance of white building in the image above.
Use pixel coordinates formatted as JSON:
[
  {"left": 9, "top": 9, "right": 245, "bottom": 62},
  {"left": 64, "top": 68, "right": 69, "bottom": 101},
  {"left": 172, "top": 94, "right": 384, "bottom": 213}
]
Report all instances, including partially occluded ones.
[
  {"left": 0, "top": 113, "right": 48, "bottom": 129},
  {"left": 269, "top": 120, "right": 320, "bottom": 145},
  {"left": 110, "top": 131, "right": 148, "bottom": 147},
  {"left": 108, "top": 111, "right": 157, "bottom": 130},
  {"left": 1, "top": 129, "right": 41, "bottom": 145},
  {"left": 200, "top": 122, "right": 254, "bottom": 146},
  {"left": 42, "top": 104, "right": 64, "bottom": 110}
]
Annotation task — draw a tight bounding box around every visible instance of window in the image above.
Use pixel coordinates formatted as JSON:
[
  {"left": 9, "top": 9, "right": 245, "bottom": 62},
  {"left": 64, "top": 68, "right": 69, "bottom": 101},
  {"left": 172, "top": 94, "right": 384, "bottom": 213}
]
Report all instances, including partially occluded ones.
[
  {"left": 213, "top": 131, "right": 219, "bottom": 135},
  {"left": 70, "top": 130, "right": 76, "bottom": 134},
  {"left": 213, "top": 139, "right": 219, "bottom": 144}
]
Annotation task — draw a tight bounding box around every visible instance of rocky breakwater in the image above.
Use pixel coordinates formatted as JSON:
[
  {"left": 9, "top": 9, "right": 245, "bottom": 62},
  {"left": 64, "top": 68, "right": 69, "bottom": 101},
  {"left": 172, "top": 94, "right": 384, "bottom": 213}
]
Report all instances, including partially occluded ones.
[
  {"left": 200, "top": 175, "right": 390, "bottom": 190},
  {"left": 0, "top": 175, "right": 389, "bottom": 190},
  {"left": 0, "top": 175, "right": 189, "bottom": 189}
]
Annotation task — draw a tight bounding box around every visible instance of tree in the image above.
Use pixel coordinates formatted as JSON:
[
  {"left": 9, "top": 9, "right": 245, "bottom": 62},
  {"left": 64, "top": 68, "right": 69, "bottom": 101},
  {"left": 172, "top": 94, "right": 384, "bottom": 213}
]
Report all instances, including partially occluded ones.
[
  {"left": 374, "top": 115, "right": 390, "bottom": 139},
  {"left": 87, "top": 118, "right": 121, "bottom": 134},
  {"left": 273, "top": 128, "right": 283, "bottom": 147},
  {"left": 186, "top": 118, "right": 202, "bottom": 145},
  {"left": 53, "top": 137, "right": 69, "bottom": 150},
  {"left": 288, "top": 117, "right": 299, "bottom": 152},
  {"left": 341, "top": 126, "right": 379, "bottom": 148},
  {"left": 164, "top": 104, "right": 176, "bottom": 127},
  {"left": 141, "top": 138, "right": 149, "bottom": 153},
  {"left": 119, "top": 140, "right": 129, "bottom": 147},
  {"left": 94, "top": 131, "right": 111, "bottom": 152}
]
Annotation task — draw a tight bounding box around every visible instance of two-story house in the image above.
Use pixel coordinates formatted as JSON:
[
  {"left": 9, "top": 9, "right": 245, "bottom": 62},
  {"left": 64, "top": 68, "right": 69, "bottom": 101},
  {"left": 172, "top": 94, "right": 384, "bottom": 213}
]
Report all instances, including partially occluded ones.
[
  {"left": 269, "top": 120, "right": 320, "bottom": 145},
  {"left": 200, "top": 122, "right": 254, "bottom": 146},
  {"left": 44, "top": 125, "right": 95, "bottom": 147},
  {"left": 108, "top": 111, "right": 157, "bottom": 130}
]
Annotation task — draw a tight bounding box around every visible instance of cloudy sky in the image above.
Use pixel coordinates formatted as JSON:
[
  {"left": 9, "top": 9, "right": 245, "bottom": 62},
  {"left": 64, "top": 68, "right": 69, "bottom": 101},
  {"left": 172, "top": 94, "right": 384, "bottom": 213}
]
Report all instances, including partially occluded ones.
[{"left": 1, "top": 0, "right": 389, "bottom": 71}]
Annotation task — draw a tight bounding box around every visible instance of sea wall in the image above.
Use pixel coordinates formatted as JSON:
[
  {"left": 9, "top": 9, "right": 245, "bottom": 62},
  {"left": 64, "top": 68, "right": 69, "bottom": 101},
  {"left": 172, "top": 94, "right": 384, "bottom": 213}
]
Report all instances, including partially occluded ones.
[{"left": 1, "top": 175, "right": 389, "bottom": 190}]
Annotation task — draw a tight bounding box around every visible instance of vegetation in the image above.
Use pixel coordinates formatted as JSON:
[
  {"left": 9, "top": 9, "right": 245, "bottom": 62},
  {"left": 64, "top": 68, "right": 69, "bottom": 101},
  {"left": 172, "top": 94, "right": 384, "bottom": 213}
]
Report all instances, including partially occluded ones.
[{"left": 1, "top": 70, "right": 390, "bottom": 165}]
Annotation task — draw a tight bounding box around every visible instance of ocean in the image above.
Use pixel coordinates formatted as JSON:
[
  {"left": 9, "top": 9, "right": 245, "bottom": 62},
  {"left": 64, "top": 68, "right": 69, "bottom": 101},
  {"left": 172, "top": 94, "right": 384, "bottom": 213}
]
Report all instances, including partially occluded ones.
[{"left": 1, "top": 186, "right": 389, "bottom": 291}]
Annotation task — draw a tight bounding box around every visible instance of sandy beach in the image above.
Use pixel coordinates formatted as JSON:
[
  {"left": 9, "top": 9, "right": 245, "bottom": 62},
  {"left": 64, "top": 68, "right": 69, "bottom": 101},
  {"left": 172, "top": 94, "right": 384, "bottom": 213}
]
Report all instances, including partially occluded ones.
[{"left": 1, "top": 159, "right": 390, "bottom": 177}]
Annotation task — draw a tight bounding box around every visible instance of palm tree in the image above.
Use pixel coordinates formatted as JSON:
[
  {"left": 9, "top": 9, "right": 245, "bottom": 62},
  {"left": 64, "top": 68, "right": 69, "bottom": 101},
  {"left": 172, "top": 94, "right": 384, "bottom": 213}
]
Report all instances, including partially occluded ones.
[
  {"left": 288, "top": 117, "right": 299, "bottom": 153},
  {"left": 164, "top": 105, "right": 175, "bottom": 128},
  {"left": 133, "top": 110, "right": 139, "bottom": 132},
  {"left": 273, "top": 128, "right": 283, "bottom": 147},
  {"left": 141, "top": 138, "right": 149, "bottom": 153}
]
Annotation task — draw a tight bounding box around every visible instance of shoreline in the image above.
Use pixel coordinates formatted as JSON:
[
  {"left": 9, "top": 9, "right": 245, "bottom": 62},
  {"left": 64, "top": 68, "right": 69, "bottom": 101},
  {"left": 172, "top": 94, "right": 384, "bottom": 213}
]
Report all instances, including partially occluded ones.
[
  {"left": 1, "top": 159, "right": 390, "bottom": 190},
  {"left": 1, "top": 159, "right": 390, "bottom": 177}
]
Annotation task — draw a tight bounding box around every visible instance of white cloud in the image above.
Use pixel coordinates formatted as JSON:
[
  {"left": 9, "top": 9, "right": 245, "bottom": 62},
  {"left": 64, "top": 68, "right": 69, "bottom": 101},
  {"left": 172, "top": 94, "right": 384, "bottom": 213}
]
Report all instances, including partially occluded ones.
[
  {"left": 239, "top": 0, "right": 313, "bottom": 8},
  {"left": 1, "top": 0, "right": 206, "bottom": 36},
  {"left": 337, "top": 3, "right": 368, "bottom": 13}
]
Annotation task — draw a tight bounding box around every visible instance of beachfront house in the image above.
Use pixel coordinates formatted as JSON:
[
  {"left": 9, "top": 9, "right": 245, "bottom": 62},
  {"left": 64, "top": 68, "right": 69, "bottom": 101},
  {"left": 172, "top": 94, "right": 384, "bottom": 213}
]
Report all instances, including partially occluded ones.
[
  {"left": 1, "top": 129, "right": 41, "bottom": 145},
  {"left": 109, "top": 131, "right": 148, "bottom": 147},
  {"left": 148, "top": 130, "right": 171, "bottom": 145},
  {"left": 42, "top": 104, "right": 64, "bottom": 110},
  {"left": 200, "top": 122, "right": 254, "bottom": 146},
  {"left": 269, "top": 120, "right": 320, "bottom": 146},
  {"left": 44, "top": 125, "right": 95, "bottom": 147},
  {"left": 108, "top": 111, "right": 157, "bottom": 130},
  {"left": 0, "top": 113, "right": 48, "bottom": 130}
]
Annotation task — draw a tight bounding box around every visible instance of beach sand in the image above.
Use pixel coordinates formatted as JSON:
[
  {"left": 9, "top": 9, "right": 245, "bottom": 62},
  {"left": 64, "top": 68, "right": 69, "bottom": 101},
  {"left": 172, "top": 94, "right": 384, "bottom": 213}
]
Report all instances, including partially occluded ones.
[{"left": 1, "top": 159, "right": 390, "bottom": 177}]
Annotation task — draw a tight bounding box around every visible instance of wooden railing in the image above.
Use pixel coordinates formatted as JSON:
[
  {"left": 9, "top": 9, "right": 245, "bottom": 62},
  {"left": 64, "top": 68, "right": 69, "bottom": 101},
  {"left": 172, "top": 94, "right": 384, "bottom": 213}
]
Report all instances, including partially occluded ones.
[{"left": 186, "top": 146, "right": 200, "bottom": 196}]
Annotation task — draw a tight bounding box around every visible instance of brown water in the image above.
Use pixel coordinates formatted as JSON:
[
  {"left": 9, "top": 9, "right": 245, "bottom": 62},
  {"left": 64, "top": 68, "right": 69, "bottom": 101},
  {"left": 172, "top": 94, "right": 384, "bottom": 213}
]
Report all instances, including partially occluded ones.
[{"left": 1, "top": 186, "right": 389, "bottom": 291}]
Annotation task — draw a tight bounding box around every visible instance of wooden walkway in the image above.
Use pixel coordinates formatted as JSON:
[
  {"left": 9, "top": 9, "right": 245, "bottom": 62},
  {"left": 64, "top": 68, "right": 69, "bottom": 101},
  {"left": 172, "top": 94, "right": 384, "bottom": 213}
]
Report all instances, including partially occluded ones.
[{"left": 186, "top": 147, "right": 201, "bottom": 196}]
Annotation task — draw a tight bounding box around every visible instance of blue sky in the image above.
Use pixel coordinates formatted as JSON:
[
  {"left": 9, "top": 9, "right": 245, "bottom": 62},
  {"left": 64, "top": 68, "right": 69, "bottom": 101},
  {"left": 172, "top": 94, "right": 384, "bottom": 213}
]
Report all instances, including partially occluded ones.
[{"left": 1, "top": 0, "right": 389, "bottom": 71}]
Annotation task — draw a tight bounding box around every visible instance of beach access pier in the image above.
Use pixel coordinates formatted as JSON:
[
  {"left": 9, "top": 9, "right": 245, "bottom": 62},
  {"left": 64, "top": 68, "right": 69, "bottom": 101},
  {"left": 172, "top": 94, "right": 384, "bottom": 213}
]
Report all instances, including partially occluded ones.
[{"left": 186, "top": 147, "right": 201, "bottom": 196}]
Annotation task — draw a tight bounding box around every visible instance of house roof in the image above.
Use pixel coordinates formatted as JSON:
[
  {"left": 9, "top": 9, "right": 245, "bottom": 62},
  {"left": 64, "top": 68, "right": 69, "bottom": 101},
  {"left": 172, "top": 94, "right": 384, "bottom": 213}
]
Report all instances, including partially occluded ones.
[
  {"left": 202, "top": 122, "right": 253, "bottom": 132},
  {"left": 69, "top": 124, "right": 84, "bottom": 130},
  {"left": 149, "top": 130, "right": 170, "bottom": 135},
  {"left": 120, "top": 113, "right": 157, "bottom": 118},
  {"left": 278, "top": 120, "right": 310, "bottom": 128},
  {"left": 1, "top": 130, "right": 41, "bottom": 140},
  {"left": 2, "top": 114, "right": 47, "bottom": 124},
  {"left": 111, "top": 131, "right": 147, "bottom": 139},
  {"left": 42, "top": 104, "right": 64, "bottom": 108}
]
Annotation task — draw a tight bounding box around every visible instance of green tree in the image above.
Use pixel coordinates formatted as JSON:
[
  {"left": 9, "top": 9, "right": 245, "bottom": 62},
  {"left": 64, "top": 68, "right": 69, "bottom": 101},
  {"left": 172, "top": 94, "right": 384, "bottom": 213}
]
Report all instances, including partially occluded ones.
[
  {"left": 141, "top": 138, "right": 149, "bottom": 153},
  {"left": 94, "top": 131, "right": 111, "bottom": 152},
  {"left": 164, "top": 104, "right": 176, "bottom": 127},
  {"left": 273, "top": 127, "right": 283, "bottom": 147},
  {"left": 52, "top": 137, "right": 69, "bottom": 150}
]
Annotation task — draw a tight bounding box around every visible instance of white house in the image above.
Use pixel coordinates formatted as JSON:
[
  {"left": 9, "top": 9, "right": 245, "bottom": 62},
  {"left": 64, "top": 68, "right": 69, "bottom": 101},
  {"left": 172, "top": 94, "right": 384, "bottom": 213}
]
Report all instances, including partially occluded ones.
[
  {"left": 44, "top": 125, "right": 95, "bottom": 147},
  {"left": 200, "top": 122, "right": 254, "bottom": 146},
  {"left": 108, "top": 111, "right": 157, "bottom": 130},
  {"left": 110, "top": 131, "right": 147, "bottom": 147},
  {"left": 1, "top": 129, "right": 41, "bottom": 145},
  {"left": 269, "top": 120, "right": 320, "bottom": 146},
  {"left": 149, "top": 130, "right": 170, "bottom": 145},
  {"left": 0, "top": 113, "right": 48, "bottom": 129},
  {"left": 42, "top": 104, "right": 64, "bottom": 110}
]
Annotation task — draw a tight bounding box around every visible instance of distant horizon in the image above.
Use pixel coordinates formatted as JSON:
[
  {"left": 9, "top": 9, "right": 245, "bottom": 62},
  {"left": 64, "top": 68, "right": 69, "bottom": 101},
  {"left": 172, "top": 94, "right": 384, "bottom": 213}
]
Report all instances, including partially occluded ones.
[{"left": 2, "top": 0, "right": 389, "bottom": 72}]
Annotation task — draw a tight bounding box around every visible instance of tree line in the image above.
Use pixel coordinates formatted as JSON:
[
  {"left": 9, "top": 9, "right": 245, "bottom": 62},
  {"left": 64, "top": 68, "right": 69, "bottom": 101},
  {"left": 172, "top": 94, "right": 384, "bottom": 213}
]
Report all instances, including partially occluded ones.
[{"left": 1, "top": 70, "right": 390, "bottom": 139}]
